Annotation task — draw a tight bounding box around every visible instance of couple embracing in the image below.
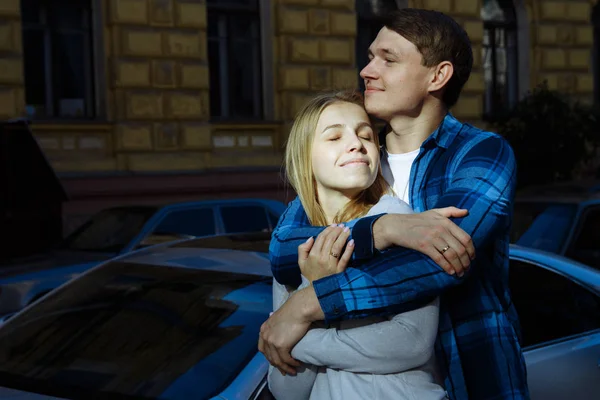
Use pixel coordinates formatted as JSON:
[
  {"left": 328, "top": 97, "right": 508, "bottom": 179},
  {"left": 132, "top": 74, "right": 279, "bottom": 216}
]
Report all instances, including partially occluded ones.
[{"left": 260, "top": 8, "right": 528, "bottom": 400}]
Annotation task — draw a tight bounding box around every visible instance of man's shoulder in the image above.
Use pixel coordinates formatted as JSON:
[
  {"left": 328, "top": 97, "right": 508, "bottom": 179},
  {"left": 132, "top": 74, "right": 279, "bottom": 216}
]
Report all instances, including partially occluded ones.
[{"left": 450, "top": 120, "right": 513, "bottom": 155}]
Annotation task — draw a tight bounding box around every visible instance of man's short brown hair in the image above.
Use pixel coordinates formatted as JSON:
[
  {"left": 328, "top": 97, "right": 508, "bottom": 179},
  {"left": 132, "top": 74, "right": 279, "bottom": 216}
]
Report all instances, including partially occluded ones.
[{"left": 382, "top": 8, "right": 473, "bottom": 108}]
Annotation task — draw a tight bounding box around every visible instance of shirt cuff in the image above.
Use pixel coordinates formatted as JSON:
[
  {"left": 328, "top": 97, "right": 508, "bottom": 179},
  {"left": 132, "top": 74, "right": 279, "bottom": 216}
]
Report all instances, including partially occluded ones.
[
  {"left": 351, "top": 213, "right": 384, "bottom": 261},
  {"left": 312, "top": 273, "right": 348, "bottom": 323}
]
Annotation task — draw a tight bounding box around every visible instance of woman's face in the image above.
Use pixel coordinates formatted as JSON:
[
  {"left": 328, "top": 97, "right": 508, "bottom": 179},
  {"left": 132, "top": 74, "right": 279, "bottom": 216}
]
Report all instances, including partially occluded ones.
[{"left": 311, "top": 101, "right": 379, "bottom": 198}]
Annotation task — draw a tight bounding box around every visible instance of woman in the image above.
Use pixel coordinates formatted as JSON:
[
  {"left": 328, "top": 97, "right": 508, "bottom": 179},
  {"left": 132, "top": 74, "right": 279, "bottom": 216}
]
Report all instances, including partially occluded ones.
[{"left": 267, "top": 90, "right": 446, "bottom": 400}]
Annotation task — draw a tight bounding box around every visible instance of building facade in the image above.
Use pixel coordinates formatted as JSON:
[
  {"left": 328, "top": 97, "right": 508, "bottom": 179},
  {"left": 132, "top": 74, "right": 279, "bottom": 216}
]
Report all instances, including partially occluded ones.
[{"left": 0, "top": 0, "right": 597, "bottom": 231}]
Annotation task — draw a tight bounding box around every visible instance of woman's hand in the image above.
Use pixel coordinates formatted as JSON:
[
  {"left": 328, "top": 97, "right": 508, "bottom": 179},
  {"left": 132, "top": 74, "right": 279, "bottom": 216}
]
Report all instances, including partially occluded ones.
[{"left": 297, "top": 225, "right": 354, "bottom": 282}]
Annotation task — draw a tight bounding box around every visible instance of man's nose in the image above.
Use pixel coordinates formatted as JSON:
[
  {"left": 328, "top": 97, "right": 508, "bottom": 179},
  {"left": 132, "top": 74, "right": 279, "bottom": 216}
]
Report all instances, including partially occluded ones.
[{"left": 360, "top": 59, "right": 377, "bottom": 80}]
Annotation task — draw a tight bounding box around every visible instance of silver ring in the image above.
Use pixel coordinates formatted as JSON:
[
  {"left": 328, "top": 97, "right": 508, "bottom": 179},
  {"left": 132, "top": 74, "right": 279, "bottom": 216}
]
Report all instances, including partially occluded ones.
[
  {"left": 441, "top": 245, "right": 450, "bottom": 254},
  {"left": 330, "top": 251, "right": 339, "bottom": 258}
]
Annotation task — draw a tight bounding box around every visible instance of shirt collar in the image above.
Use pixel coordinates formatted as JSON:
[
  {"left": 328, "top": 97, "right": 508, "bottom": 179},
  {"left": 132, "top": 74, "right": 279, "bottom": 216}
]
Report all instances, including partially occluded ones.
[{"left": 378, "top": 112, "right": 464, "bottom": 151}]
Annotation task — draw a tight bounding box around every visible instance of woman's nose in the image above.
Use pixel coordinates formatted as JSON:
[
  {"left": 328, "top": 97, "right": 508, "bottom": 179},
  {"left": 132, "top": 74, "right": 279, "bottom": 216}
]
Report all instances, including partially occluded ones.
[{"left": 346, "top": 134, "right": 365, "bottom": 152}]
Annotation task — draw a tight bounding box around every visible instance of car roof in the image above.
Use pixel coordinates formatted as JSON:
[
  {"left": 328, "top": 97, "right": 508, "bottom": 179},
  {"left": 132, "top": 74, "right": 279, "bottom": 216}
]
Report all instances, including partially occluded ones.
[
  {"left": 121, "top": 237, "right": 600, "bottom": 294},
  {"left": 119, "top": 232, "right": 274, "bottom": 277}
]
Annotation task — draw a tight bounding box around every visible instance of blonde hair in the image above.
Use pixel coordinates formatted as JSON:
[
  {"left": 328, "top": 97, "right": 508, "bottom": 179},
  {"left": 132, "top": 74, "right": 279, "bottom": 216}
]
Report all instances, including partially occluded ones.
[{"left": 284, "top": 90, "right": 389, "bottom": 226}]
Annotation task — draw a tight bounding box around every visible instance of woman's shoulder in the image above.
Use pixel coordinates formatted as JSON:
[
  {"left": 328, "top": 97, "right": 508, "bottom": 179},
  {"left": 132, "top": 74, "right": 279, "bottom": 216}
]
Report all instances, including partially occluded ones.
[{"left": 366, "top": 195, "right": 413, "bottom": 217}]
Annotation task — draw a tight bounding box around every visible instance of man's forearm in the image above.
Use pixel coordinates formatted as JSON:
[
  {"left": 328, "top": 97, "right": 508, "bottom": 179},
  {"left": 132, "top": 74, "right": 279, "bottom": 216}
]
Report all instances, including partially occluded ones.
[{"left": 291, "top": 285, "right": 325, "bottom": 323}]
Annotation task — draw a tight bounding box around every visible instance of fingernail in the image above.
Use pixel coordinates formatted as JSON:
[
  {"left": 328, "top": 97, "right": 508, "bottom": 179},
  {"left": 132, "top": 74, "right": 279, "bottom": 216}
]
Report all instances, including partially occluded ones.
[
  {"left": 449, "top": 269, "right": 456, "bottom": 275},
  {"left": 348, "top": 239, "right": 355, "bottom": 246},
  {"left": 458, "top": 272, "right": 464, "bottom": 278},
  {"left": 343, "top": 227, "right": 350, "bottom": 232},
  {"left": 338, "top": 223, "right": 345, "bottom": 227},
  {"left": 306, "top": 237, "right": 313, "bottom": 243}
]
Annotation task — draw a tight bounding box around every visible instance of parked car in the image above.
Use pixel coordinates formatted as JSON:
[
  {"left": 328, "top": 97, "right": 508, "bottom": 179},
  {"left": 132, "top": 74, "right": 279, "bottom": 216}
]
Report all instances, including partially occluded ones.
[
  {"left": 0, "top": 233, "right": 597, "bottom": 399},
  {"left": 512, "top": 180, "right": 600, "bottom": 269},
  {"left": 0, "top": 198, "right": 285, "bottom": 317}
]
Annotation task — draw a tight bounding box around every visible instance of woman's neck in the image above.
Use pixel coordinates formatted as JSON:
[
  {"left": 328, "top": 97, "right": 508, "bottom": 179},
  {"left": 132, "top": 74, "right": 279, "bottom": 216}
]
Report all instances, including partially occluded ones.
[{"left": 317, "top": 188, "right": 355, "bottom": 224}]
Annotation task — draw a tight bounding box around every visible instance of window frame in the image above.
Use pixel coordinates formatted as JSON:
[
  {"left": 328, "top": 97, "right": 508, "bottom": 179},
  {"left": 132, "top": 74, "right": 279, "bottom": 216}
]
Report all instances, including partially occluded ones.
[
  {"left": 509, "top": 257, "right": 600, "bottom": 350},
  {"left": 482, "top": 17, "right": 519, "bottom": 121},
  {"left": 20, "top": 0, "right": 106, "bottom": 121},
  {"left": 206, "top": 0, "right": 273, "bottom": 122}
]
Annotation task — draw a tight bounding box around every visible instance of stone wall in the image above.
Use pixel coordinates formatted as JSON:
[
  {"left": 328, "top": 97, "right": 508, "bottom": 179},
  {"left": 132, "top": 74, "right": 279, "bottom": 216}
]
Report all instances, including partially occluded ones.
[
  {"left": 0, "top": 0, "right": 24, "bottom": 120},
  {"left": 530, "top": 0, "right": 594, "bottom": 103},
  {"left": 275, "top": 0, "right": 359, "bottom": 123},
  {"left": 1, "top": 0, "right": 596, "bottom": 176},
  {"left": 107, "top": 0, "right": 211, "bottom": 172}
]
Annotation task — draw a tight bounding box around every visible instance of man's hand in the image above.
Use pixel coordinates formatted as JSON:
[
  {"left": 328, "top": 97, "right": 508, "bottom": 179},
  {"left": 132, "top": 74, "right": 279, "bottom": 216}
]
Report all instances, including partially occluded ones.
[
  {"left": 258, "top": 286, "right": 323, "bottom": 375},
  {"left": 373, "top": 207, "right": 475, "bottom": 276},
  {"left": 298, "top": 225, "right": 354, "bottom": 282}
]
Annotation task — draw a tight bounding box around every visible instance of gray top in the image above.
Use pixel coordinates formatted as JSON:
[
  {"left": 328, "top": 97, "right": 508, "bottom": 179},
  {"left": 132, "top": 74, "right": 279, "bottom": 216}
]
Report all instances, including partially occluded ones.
[{"left": 268, "top": 195, "right": 447, "bottom": 400}]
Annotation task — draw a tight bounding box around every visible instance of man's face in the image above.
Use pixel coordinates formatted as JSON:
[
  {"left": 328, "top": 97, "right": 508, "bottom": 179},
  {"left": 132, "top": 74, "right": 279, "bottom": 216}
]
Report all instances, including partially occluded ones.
[{"left": 360, "top": 27, "right": 435, "bottom": 121}]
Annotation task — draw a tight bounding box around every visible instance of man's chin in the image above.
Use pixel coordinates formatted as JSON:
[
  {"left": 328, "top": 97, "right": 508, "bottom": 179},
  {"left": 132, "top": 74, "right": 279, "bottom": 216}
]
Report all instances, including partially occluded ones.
[{"left": 365, "top": 104, "right": 387, "bottom": 120}]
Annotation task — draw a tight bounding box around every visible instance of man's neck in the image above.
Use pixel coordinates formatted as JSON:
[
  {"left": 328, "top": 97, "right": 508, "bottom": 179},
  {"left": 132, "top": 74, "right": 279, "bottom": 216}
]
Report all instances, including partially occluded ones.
[{"left": 385, "top": 107, "right": 446, "bottom": 154}]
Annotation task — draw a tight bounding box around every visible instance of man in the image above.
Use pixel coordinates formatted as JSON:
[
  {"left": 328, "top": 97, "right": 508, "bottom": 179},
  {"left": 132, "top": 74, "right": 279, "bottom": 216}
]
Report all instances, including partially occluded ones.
[{"left": 259, "top": 8, "right": 528, "bottom": 400}]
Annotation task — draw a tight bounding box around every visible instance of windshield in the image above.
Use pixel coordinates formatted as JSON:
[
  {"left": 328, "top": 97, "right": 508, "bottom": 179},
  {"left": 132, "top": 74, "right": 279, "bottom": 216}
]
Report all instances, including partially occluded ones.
[
  {"left": 0, "top": 260, "right": 272, "bottom": 399},
  {"left": 61, "top": 207, "right": 158, "bottom": 253},
  {"left": 511, "top": 201, "right": 578, "bottom": 253}
]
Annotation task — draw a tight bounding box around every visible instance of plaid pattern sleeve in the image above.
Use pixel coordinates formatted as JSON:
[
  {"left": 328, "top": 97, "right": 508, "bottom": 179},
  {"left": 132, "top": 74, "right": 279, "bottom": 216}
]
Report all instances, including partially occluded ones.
[
  {"left": 269, "top": 198, "right": 375, "bottom": 288},
  {"left": 313, "top": 134, "right": 515, "bottom": 318},
  {"left": 312, "top": 129, "right": 529, "bottom": 399}
]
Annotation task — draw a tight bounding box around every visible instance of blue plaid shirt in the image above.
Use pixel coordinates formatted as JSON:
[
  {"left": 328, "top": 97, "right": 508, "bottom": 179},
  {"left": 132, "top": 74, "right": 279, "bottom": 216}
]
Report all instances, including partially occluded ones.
[{"left": 269, "top": 114, "right": 529, "bottom": 400}]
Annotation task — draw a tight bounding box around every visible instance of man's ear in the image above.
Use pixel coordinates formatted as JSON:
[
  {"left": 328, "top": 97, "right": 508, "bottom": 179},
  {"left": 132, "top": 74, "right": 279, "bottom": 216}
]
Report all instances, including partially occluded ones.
[{"left": 429, "top": 61, "right": 454, "bottom": 93}]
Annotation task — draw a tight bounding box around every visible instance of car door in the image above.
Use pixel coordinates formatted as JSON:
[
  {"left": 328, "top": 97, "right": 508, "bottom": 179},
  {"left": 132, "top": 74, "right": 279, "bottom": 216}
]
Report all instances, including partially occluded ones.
[{"left": 509, "top": 259, "right": 600, "bottom": 399}]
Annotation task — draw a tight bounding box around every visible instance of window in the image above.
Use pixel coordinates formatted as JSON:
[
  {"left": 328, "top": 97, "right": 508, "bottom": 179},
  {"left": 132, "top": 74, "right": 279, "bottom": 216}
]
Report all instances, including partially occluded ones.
[
  {"left": 207, "top": 0, "right": 263, "bottom": 120},
  {"left": 21, "top": 0, "right": 97, "bottom": 119},
  {"left": 355, "top": 0, "right": 399, "bottom": 90},
  {"left": 566, "top": 206, "right": 600, "bottom": 268},
  {"left": 481, "top": 0, "right": 519, "bottom": 120},
  {"left": 152, "top": 208, "right": 217, "bottom": 238},
  {"left": 60, "top": 207, "right": 157, "bottom": 253},
  {"left": 509, "top": 260, "right": 600, "bottom": 348},
  {"left": 511, "top": 202, "right": 578, "bottom": 253},
  {"left": 220, "top": 205, "right": 270, "bottom": 234}
]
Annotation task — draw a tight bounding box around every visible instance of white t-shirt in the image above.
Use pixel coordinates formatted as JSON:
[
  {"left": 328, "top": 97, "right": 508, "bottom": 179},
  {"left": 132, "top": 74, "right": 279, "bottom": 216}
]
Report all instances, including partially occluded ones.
[{"left": 381, "top": 148, "right": 419, "bottom": 205}]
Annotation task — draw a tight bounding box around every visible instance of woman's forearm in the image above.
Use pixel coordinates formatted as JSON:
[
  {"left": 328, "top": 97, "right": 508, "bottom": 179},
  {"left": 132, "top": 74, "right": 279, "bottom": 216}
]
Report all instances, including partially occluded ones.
[{"left": 291, "top": 297, "right": 440, "bottom": 374}]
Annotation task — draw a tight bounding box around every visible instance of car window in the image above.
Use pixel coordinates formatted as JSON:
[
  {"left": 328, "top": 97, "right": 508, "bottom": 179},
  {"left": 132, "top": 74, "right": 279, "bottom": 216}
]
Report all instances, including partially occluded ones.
[
  {"left": 153, "top": 208, "right": 217, "bottom": 237},
  {"left": 566, "top": 206, "right": 600, "bottom": 268},
  {"left": 61, "top": 207, "right": 157, "bottom": 253},
  {"left": 511, "top": 202, "right": 578, "bottom": 253},
  {"left": 220, "top": 206, "right": 270, "bottom": 234},
  {"left": 509, "top": 260, "right": 600, "bottom": 348},
  {"left": 0, "top": 260, "right": 272, "bottom": 400}
]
